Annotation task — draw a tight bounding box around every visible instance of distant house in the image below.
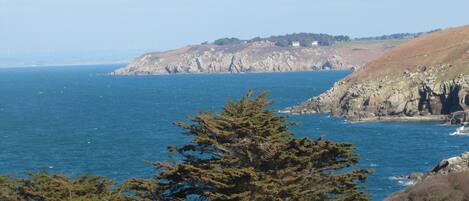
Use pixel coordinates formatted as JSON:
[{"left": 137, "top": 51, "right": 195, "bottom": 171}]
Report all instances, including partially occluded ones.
[
  {"left": 311, "top": 41, "right": 319, "bottom": 46},
  {"left": 291, "top": 41, "right": 300, "bottom": 47}
]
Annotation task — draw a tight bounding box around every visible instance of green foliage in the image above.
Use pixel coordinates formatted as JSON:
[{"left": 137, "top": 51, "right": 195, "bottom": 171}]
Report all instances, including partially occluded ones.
[
  {"left": 125, "top": 91, "right": 372, "bottom": 201},
  {"left": 355, "top": 29, "right": 441, "bottom": 41},
  {"left": 0, "top": 172, "right": 129, "bottom": 201},
  {"left": 213, "top": 38, "right": 243, "bottom": 46},
  {"left": 210, "top": 30, "right": 441, "bottom": 47},
  {"left": 212, "top": 33, "right": 350, "bottom": 47},
  {"left": 251, "top": 33, "right": 349, "bottom": 47}
]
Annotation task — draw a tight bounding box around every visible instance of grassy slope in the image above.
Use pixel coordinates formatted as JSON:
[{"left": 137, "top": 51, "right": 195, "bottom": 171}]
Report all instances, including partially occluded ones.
[
  {"left": 347, "top": 25, "right": 469, "bottom": 81},
  {"left": 333, "top": 39, "right": 407, "bottom": 49}
]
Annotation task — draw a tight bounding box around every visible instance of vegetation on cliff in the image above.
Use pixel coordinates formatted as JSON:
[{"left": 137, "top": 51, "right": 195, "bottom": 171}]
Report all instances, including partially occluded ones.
[
  {"left": 213, "top": 33, "right": 350, "bottom": 47},
  {"left": 0, "top": 92, "right": 371, "bottom": 201},
  {"left": 114, "top": 39, "right": 396, "bottom": 75},
  {"left": 355, "top": 29, "right": 441, "bottom": 41},
  {"left": 212, "top": 30, "right": 440, "bottom": 47},
  {"left": 115, "top": 29, "right": 442, "bottom": 75}
]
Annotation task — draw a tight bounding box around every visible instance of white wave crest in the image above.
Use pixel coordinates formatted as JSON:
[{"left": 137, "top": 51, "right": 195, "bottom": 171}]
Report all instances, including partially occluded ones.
[
  {"left": 450, "top": 126, "right": 469, "bottom": 136},
  {"left": 389, "top": 176, "right": 416, "bottom": 186}
]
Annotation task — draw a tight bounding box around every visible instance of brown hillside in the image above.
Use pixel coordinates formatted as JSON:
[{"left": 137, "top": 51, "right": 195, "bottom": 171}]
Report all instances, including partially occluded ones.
[
  {"left": 385, "top": 171, "right": 469, "bottom": 201},
  {"left": 350, "top": 25, "right": 469, "bottom": 80}
]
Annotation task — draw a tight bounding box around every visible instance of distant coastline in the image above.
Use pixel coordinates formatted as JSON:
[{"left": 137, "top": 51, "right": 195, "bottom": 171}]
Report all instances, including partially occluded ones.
[{"left": 0, "top": 62, "right": 128, "bottom": 69}]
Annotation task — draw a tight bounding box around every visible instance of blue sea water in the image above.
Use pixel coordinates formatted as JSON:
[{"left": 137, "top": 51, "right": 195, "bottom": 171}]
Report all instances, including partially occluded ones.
[{"left": 0, "top": 64, "right": 467, "bottom": 200}]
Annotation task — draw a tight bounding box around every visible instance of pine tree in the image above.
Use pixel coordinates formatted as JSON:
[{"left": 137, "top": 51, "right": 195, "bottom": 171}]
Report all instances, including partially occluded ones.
[{"left": 125, "top": 91, "right": 372, "bottom": 201}]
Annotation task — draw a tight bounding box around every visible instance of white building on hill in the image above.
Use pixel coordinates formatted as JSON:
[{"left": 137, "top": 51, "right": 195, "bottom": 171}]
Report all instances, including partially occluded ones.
[{"left": 291, "top": 41, "right": 300, "bottom": 47}]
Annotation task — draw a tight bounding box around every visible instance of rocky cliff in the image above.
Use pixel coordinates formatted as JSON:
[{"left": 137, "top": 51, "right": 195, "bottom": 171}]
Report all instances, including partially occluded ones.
[
  {"left": 113, "top": 41, "right": 395, "bottom": 75},
  {"left": 289, "top": 25, "right": 469, "bottom": 122}
]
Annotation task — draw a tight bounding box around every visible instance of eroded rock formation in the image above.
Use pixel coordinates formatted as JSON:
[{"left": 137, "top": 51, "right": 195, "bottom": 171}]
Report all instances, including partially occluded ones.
[
  {"left": 289, "top": 66, "right": 469, "bottom": 121},
  {"left": 113, "top": 41, "right": 393, "bottom": 75}
]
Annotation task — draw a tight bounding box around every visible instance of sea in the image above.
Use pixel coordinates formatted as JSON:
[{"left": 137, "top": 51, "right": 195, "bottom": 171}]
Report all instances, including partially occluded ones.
[{"left": 0, "top": 64, "right": 467, "bottom": 200}]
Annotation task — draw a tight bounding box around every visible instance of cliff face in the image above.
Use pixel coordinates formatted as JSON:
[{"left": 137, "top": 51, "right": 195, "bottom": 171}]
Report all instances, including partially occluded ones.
[
  {"left": 113, "top": 41, "right": 394, "bottom": 75},
  {"left": 289, "top": 25, "right": 469, "bottom": 122}
]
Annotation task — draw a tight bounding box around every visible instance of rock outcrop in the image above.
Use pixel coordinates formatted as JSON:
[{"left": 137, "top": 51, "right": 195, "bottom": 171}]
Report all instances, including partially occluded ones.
[
  {"left": 113, "top": 41, "right": 394, "bottom": 75},
  {"left": 390, "top": 152, "right": 469, "bottom": 185},
  {"left": 447, "top": 110, "right": 469, "bottom": 125},
  {"left": 288, "top": 25, "right": 469, "bottom": 123},
  {"left": 429, "top": 152, "right": 469, "bottom": 176},
  {"left": 385, "top": 152, "right": 469, "bottom": 201}
]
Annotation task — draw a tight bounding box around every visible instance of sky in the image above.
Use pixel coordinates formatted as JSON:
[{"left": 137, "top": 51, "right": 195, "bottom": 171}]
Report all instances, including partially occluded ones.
[{"left": 1, "top": 0, "right": 468, "bottom": 56}]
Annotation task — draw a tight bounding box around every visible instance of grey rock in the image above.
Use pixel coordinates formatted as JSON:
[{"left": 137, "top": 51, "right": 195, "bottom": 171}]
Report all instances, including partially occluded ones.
[
  {"left": 288, "top": 64, "right": 469, "bottom": 124},
  {"left": 113, "top": 41, "right": 391, "bottom": 75},
  {"left": 429, "top": 152, "right": 469, "bottom": 175},
  {"left": 392, "top": 152, "right": 469, "bottom": 186}
]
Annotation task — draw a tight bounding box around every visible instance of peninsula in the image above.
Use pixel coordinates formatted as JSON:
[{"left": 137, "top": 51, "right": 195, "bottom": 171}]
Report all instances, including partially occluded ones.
[{"left": 112, "top": 33, "right": 423, "bottom": 75}]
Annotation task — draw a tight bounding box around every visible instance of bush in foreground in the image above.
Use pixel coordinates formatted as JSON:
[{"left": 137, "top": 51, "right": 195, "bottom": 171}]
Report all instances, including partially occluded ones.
[{"left": 0, "top": 172, "right": 129, "bottom": 201}]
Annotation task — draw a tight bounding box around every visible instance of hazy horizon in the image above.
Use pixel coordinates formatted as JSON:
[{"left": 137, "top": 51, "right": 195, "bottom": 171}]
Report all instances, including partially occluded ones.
[{"left": 1, "top": 0, "right": 468, "bottom": 67}]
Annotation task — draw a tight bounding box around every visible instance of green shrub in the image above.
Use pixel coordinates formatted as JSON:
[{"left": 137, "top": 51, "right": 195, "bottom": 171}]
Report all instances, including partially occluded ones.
[{"left": 0, "top": 172, "right": 129, "bottom": 201}]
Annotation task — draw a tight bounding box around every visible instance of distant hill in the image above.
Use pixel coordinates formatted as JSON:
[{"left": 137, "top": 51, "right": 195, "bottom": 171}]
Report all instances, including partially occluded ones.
[
  {"left": 113, "top": 29, "right": 443, "bottom": 76},
  {"left": 289, "top": 25, "right": 469, "bottom": 123}
]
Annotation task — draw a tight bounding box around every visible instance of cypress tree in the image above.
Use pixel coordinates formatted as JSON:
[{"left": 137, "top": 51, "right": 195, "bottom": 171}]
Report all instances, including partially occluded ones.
[{"left": 125, "top": 91, "right": 371, "bottom": 201}]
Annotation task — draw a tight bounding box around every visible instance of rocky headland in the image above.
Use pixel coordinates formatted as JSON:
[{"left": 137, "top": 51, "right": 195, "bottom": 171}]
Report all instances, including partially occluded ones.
[
  {"left": 112, "top": 40, "right": 397, "bottom": 75},
  {"left": 288, "top": 25, "right": 469, "bottom": 124}
]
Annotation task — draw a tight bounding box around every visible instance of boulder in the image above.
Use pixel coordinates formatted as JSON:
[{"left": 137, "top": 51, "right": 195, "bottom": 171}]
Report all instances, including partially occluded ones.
[
  {"left": 446, "top": 111, "right": 469, "bottom": 125},
  {"left": 429, "top": 152, "right": 469, "bottom": 175}
]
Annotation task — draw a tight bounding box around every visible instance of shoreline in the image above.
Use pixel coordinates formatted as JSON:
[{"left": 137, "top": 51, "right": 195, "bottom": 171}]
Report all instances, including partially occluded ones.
[
  {"left": 0, "top": 62, "right": 128, "bottom": 70},
  {"left": 284, "top": 110, "right": 448, "bottom": 123},
  {"left": 111, "top": 68, "right": 354, "bottom": 76},
  {"left": 352, "top": 115, "right": 447, "bottom": 123}
]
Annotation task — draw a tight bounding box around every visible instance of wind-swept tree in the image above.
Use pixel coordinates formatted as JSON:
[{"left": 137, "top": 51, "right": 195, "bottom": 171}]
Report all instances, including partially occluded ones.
[{"left": 124, "top": 91, "right": 372, "bottom": 201}]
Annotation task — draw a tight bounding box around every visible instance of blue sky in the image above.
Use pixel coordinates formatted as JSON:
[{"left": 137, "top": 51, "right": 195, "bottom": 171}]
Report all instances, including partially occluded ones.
[{"left": 1, "top": 0, "right": 468, "bottom": 55}]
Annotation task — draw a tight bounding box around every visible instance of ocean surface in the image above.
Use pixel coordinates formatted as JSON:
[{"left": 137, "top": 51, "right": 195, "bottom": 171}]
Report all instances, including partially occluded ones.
[{"left": 0, "top": 64, "right": 467, "bottom": 200}]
